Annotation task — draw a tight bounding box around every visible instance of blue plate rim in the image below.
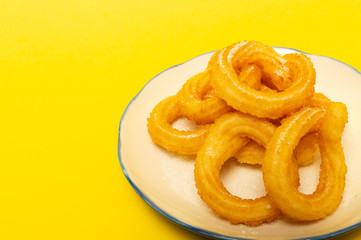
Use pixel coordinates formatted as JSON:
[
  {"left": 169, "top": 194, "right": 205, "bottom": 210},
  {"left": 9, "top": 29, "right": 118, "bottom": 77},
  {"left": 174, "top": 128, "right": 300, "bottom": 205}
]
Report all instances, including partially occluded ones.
[{"left": 117, "top": 46, "right": 361, "bottom": 240}]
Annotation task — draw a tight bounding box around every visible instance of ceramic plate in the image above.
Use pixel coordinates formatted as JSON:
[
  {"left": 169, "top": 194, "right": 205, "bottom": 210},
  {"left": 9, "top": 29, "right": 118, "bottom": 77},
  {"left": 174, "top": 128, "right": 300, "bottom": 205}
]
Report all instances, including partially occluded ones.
[{"left": 118, "top": 47, "right": 361, "bottom": 240}]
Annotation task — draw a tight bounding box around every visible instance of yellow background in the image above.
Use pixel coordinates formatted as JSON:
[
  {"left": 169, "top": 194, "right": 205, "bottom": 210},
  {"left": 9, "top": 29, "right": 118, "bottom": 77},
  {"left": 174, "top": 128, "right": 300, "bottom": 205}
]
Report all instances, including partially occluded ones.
[{"left": 1, "top": 0, "right": 360, "bottom": 239}]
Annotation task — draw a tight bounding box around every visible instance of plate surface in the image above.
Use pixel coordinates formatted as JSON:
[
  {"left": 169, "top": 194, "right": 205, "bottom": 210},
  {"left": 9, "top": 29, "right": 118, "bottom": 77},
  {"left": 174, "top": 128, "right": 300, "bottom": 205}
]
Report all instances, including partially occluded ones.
[{"left": 118, "top": 47, "right": 361, "bottom": 240}]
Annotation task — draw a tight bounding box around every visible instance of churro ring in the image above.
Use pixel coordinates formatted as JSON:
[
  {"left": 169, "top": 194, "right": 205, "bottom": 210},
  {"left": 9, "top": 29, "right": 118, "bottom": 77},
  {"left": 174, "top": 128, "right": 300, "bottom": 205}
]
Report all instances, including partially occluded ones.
[
  {"left": 147, "top": 95, "right": 211, "bottom": 155},
  {"left": 263, "top": 103, "right": 348, "bottom": 221},
  {"left": 194, "top": 112, "right": 282, "bottom": 226},
  {"left": 178, "top": 46, "right": 272, "bottom": 124},
  {"left": 211, "top": 41, "right": 316, "bottom": 119}
]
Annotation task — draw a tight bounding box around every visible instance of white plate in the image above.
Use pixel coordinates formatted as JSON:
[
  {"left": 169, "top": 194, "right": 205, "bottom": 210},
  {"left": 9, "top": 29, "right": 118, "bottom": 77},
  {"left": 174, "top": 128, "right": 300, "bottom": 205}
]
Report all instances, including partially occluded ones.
[{"left": 118, "top": 47, "right": 361, "bottom": 240}]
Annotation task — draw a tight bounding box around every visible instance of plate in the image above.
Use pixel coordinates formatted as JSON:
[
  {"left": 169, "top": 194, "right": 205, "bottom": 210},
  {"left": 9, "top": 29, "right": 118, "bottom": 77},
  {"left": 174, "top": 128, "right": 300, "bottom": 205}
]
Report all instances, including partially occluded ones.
[{"left": 118, "top": 47, "right": 361, "bottom": 240}]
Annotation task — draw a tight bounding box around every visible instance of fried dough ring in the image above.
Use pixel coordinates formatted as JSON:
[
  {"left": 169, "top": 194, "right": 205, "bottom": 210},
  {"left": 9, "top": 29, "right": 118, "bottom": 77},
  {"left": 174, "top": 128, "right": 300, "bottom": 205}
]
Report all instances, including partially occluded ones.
[
  {"left": 262, "top": 103, "right": 348, "bottom": 221},
  {"left": 147, "top": 96, "right": 211, "bottom": 155},
  {"left": 211, "top": 41, "right": 316, "bottom": 119},
  {"left": 194, "top": 112, "right": 281, "bottom": 226},
  {"left": 178, "top": 54, "right": 263, "bottom": 125}
]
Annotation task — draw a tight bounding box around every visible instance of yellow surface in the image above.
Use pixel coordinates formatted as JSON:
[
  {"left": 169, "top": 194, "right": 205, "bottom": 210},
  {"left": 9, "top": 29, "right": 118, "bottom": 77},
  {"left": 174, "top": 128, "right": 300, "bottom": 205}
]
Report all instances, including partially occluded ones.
[{"left": 0, "top": 0, "right": 360, "bottom": 239}]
